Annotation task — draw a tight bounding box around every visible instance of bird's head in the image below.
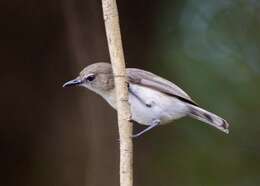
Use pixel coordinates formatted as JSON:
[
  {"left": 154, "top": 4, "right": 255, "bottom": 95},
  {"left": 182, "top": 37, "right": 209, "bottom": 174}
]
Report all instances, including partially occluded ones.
[{"left": 63, "top": 62, "right": 115, "bottom": 94}]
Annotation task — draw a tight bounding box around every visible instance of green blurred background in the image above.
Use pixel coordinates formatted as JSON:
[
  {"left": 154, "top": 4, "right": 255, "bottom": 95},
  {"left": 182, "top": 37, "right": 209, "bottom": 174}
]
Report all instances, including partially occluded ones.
[{"left": 1, "top": 0, "right": 260, "bottom": 185}]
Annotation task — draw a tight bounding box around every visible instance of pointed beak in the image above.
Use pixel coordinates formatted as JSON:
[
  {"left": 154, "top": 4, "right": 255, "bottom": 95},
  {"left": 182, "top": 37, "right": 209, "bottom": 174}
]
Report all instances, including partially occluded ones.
[{"left": 63, "top": 78, "right": 82, "bottom": 88}]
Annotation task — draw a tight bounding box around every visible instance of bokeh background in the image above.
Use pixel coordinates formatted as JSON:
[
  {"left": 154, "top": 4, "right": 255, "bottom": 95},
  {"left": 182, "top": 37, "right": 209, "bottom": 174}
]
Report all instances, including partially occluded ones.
[{"left": 1, "top": 0, "right": 260, "bottom": 185}]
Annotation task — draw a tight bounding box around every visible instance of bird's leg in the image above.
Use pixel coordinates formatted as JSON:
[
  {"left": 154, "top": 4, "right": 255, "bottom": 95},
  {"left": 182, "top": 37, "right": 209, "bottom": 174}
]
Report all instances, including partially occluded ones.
[{"left": 132, "top": 119, "right": 160, "bottom": 138}]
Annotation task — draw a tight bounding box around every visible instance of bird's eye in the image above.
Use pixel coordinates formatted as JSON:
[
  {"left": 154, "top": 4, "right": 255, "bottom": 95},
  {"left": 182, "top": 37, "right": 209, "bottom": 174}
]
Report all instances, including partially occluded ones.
[{"left": 86, "top": 74, "right": 95, "bottom": 82}]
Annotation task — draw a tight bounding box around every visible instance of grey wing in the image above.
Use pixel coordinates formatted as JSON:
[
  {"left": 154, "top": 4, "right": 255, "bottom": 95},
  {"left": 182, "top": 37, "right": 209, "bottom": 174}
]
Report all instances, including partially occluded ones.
[{"left": 127, "top": 68, "right": 198, "bottom": 106}]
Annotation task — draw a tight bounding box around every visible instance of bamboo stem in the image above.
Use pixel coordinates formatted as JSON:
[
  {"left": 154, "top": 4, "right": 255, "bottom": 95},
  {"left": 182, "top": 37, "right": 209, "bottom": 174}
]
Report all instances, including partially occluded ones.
[{"left": 101, "top": 0, "right": 133, "bottom": 186}]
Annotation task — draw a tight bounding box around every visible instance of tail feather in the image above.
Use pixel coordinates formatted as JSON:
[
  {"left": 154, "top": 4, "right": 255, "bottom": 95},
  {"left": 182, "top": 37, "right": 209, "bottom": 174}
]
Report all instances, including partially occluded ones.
[{"left": 187, "top": 104, "right": 229, "bottom": 134}]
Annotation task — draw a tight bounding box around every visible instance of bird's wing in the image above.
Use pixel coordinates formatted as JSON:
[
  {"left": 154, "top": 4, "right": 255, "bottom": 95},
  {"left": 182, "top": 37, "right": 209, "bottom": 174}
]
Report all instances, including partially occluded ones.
[{"left": 127, "top": 68, "right": 198, "bottom": 106}]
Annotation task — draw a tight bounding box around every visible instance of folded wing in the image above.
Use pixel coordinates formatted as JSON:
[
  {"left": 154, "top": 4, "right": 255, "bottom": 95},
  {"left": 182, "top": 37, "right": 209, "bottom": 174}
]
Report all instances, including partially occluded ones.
[{"left": 127, "top": 68, "right": 198, "bottom": 106}]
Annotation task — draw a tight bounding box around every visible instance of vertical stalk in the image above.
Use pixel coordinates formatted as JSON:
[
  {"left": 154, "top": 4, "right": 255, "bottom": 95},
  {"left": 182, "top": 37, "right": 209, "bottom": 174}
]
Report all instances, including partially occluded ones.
[{"left": 101, "top": 0, "right": 133, "bottom": 186}]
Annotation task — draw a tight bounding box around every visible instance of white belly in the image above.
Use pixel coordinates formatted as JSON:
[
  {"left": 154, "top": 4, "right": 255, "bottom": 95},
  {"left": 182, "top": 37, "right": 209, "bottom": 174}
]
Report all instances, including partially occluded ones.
[
  {"left": 128, "top": 84, "right": 188, "bottom": 125},
  {"left": 98, "top": 84, "right": 189, "bottom": 126}
]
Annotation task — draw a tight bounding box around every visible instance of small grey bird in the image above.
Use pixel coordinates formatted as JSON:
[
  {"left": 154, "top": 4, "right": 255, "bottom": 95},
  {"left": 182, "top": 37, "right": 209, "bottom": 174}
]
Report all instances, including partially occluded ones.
[{"left": 63, "top": 62, "right": 229, "bottom": 137}]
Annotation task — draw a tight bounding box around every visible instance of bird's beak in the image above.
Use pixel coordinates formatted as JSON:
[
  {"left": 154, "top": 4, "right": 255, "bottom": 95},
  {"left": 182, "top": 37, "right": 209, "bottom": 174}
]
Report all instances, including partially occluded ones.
[{"left": 63, "top": 78, "right": 82, "bottom": 88}]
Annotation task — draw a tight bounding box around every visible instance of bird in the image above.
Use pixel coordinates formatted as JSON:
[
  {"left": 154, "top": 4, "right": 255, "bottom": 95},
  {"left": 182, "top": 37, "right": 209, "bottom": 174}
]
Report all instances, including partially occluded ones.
[{"left": 63, "top": 62, "right": 229, "bottom": 137}]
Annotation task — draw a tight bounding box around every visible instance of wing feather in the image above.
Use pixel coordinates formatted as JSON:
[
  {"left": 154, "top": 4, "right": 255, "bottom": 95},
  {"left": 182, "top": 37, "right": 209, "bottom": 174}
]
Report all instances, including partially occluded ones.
[{"left": 127, "top": 68, "right": 198, "bottom": 106}]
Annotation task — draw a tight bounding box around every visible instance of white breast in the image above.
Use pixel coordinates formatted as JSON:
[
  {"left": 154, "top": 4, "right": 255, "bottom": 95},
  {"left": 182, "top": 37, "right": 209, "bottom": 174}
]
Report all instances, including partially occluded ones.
[{"left": 95, "top": 84, "right": 189, "bottom": 126}]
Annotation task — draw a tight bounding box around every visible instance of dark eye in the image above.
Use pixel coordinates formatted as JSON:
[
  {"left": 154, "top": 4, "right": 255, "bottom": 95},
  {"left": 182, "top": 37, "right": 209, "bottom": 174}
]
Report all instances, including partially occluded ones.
[{"left": 86, "top": 74, "right": 95, "bottom": 82}]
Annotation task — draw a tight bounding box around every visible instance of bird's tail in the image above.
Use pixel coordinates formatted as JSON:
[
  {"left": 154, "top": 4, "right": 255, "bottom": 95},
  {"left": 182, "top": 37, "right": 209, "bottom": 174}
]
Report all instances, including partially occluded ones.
[{"left": 187, "top": 104, "right": 229, "bottom": 134}]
